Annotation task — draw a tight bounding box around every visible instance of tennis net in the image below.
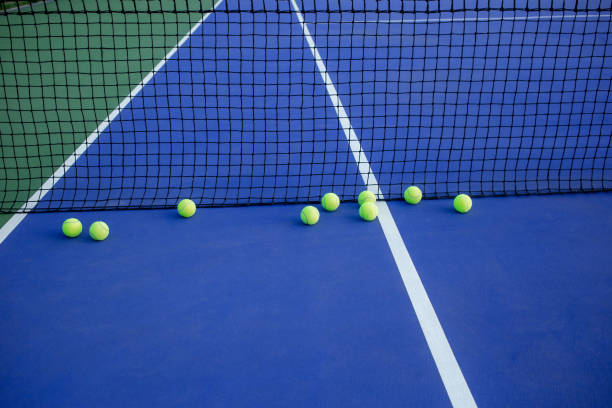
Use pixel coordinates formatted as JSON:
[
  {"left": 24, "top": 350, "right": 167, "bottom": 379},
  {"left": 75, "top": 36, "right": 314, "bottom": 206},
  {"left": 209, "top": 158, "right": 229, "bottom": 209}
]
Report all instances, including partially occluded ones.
[{"left": 1, "top": 0, "right": 610, "bottom": 213}]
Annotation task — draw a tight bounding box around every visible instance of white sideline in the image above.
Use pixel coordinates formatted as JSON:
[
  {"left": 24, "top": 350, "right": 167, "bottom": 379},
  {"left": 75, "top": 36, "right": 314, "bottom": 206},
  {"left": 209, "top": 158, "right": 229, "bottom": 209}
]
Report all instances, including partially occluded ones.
[
  {"left": 289, "top": 0, "right": 477, "bottom": 406},
  {"left": 355, "top": 13, "right": 612, "bottom": 24},
  {"left": 0, "top": 0, "right": 225, "bottom": 245},
  {"left": 0, "top": 0, "right": 54, "bottom": 14}
]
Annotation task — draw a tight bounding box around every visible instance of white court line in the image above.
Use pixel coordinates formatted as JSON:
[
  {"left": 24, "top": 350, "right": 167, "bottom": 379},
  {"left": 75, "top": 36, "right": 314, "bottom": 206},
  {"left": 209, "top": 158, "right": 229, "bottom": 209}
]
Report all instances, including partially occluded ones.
[
  {"left": 354, "top": 13, "right": 612, "bottom": 24},
  {"left": 289, "top": 0, "right": 477, "bottom": 407},
  {"left": 0, "top": 0, "right": 54, "bottom": 14},
  {"left": 0, "top": 0, "right": 225, "bottom": 245}
]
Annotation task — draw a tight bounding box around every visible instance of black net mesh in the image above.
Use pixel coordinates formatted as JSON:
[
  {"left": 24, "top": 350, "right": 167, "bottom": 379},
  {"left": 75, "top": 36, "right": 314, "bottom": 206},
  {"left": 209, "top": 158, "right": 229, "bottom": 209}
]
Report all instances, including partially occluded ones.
[{"left": 1, "top": 0, "right": 610, "bottom": 212}]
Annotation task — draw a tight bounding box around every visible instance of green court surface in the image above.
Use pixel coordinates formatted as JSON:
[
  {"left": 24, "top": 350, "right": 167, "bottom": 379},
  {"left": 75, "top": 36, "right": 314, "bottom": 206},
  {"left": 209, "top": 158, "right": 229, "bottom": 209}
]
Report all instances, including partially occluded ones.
[
  {"left": 0, "top": 1, "right": 38, "bottom": 12},
  {"left": 0, "top": 0, "right": 213, "bottom": 227}
]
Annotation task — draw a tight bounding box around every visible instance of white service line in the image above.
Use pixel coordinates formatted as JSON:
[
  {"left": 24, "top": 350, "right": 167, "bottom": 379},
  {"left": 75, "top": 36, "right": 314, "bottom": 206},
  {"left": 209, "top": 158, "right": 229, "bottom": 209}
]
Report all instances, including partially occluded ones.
[
  {"left": 355, "top": 12, "right": 612, "bottom": 24},
  {"left": 0, "top": 0, "right": 54, "bottom": 14},
  {"left": 0, "top": 0, "right": 225, "bottom": 245},
  {"left": 289, "top": 0, "right": 477, "bottom": 407}
]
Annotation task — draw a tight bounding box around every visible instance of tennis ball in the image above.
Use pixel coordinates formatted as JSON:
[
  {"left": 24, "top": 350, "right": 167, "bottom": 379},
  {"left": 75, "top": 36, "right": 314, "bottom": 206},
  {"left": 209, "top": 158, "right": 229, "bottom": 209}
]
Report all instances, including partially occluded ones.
[
  {"left": 453, "top": 194, "right": 472, "bottom": 213},
  {"left": 404, "top": 186, "right": 422, "bottom": 204},
  {"left": 321, "top": 192, "right": 340, "bottom": 211},
  {"left": 358, "top": 190, "right": 376, "bottom": 205},
  {"left": 300, "top": 205, "right": 319, "bottom": 225},
  {"left": 359, "top": 202, "right": 378, "bottom": 221},
  {"left": 177, "top": 199, "right": 196, "bottom": 218},
  {"left": 62, "top": 218, "right": 82, "bottom": 238},
  {"left": 89, "top": 221, "right": 109, "bottom": 241}
]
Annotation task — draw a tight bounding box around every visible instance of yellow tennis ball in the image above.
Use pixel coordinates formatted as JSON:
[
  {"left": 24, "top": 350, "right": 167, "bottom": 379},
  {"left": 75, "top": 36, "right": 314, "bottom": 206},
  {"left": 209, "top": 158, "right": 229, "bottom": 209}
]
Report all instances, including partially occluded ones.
[
  {"left": 89, "top": 221, "right": 109, "bottom": 241},
  {"left": 359, "top": 201, "right": 378, "bottom": 221},
  {"left": 177, "top": 199, "right": 196, "bottom": 218},
  {"left": 453, "top": 194, "right": 472, "bottom": 213},
  {"left": 404, "top": 186, "right": 422, "bottom": 204},
  {"left": 321, "top": 192, "right": 340, "bottom": 211},
  {"left": 358, "top": 190, "right": 376, "bottom": 205},
  {"left": 62, "top": 218, "right": 82, "bottom": 238},
  {"left": 300, "top": 205, "right": 319, "bottom": 225}
]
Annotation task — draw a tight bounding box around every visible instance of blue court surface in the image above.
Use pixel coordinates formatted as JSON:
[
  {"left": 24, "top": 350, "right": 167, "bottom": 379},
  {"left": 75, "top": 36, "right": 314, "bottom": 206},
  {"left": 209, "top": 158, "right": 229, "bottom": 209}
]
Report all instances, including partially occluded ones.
[
  {"left": 1, "top": 0, "right": 611, "bottom": 406},
  {"left": 1, "top": 194, "right": 612, "bottom": 406}
]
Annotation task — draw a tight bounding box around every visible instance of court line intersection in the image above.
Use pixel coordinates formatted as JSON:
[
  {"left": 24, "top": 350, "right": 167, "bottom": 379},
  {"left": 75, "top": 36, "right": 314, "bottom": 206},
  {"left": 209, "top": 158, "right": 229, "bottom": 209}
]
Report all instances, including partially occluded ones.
[
  {"left": 0, "top": 0, "right": 224, "bottom": 245},
  {"left": 290, "top": 0, "right": 476, "bottom": 406},
  {"left": 1, "top": 2, "right": 478, "bottom": 405}
]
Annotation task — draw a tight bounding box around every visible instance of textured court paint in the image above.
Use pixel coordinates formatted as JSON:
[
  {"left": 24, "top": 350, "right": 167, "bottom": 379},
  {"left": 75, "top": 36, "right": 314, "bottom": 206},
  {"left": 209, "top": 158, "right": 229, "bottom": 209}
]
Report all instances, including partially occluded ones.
[
  {"left": 290, "top": 1, "right": 477, "bottom": 406},
  {"left": 388, "top": 193, "right": 612, "bottom": 406},
  {"left": 0, "top": 0, "right": 224, "bottom": 245},
  {"left": 0, "top": 205, "right": 450, "bottom": 406}
]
